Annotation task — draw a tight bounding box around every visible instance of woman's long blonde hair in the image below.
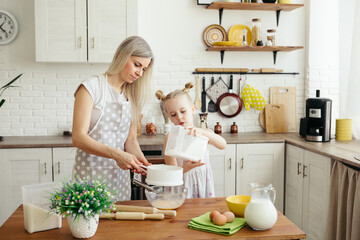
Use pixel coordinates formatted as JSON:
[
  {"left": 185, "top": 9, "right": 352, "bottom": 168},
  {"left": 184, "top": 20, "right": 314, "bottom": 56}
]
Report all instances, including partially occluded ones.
[{"left": 105, "top": 36, "right": 154, "bottom": 124}]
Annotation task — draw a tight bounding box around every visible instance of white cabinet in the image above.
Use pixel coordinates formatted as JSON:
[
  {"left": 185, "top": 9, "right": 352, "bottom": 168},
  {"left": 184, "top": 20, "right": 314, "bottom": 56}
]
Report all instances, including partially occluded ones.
[
  {"left": 0, "top": 148, "right": 52, "bottom": 226},
  {"left": 35, "top": 0, "right": 138, "bottom": 62},
  {"left": 52, "top": 147, "right": 77, "bottom": 182},
  {"left": 209, "top": 144, "right": 236, "bottom": 197},
  {"left": 236, "top": 143, "right": 284, "bottom": 213},
  {"left": 209, "top": 143, "right": 284, "bottom": 213},
  {"left": 285, "top": 144, "right": 332, "bottom": 240}
]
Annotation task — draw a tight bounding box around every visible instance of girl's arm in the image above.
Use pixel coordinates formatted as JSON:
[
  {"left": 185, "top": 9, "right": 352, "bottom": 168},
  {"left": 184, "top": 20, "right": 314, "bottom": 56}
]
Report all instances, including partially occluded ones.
[
  {"left": 188, "top": 127, "right": 227, "bottom": 150},
  {"left": 72, "top": 85, "right": 145, "bottom": 171}
]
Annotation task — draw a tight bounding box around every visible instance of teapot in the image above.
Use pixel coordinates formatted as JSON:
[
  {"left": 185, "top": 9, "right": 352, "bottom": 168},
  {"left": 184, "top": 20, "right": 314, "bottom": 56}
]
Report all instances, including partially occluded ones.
[{"left": 244, "top": 183, "right": 277, "bottom": 230}]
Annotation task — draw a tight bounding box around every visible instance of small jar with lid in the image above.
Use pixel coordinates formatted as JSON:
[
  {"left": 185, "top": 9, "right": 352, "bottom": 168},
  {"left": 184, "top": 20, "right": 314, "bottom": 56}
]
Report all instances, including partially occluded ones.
[
  {"left": 266, "top": 29, "right": 276, "bottom": 46},
  {"left": 214, "top": 122, "right": 222, "bottom": 134},
  {"left": 230, "top": 122, "right": 238, "bottom": 133},
  {"left": 252, "top": 18, "right": 262, "bottom": 46}
]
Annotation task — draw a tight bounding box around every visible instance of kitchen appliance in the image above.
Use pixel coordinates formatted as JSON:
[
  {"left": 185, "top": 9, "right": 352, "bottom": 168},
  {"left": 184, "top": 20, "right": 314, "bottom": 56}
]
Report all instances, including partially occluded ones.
[{"left": 305, "top": 90, "right": 332, "bottom": 142}]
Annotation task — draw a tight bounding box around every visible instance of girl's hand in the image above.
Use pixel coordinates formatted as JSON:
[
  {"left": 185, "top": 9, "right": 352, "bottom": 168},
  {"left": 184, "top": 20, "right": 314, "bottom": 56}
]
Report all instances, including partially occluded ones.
[
  {"left": 187, "top": 126, "right": 202, "bottom": 137},
  {"left": 182, "top": 160, "right": 205, "bottom": 173}
]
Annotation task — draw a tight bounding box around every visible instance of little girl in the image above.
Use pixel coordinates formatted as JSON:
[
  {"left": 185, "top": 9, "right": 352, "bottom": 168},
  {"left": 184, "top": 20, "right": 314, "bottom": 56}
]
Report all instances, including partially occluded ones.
[{"left": 155, "top": 83, "right": 227, "bottom": 198}]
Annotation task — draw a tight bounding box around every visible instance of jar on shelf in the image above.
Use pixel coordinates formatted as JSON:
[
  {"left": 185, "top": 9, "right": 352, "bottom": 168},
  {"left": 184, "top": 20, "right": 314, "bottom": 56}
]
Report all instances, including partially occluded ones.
[
  {"left": 252, "top": 18, "right": 262, "bottom": 46},
  {"left": 230, "top": 122, "right": 238, "bottom": 133},
  {"left": 214, "top": 122, "right": 222, "bottom": 134},
  {"left": 145, "top": 123, "right": 157, "bottom": 135},
  {"left": 266, "top": 29, "right": 276, "bottom": 46}
]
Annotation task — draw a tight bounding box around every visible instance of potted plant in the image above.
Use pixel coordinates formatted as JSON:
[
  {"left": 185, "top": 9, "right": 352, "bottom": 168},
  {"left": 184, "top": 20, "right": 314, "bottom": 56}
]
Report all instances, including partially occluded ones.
[
  {"left": 49, "top": 178, "right": 116, "bottom": 238},
  {"left": 0, "top": 73, "right": 22, "bottom": 141}
]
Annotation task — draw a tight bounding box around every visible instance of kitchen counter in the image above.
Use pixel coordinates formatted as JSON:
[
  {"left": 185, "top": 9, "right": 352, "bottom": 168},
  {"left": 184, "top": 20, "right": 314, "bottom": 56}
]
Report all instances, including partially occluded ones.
[
  {"left": 0, "top": 197, "right": 306, "bottom": 240},
  {"left": 1, "top": 132, "right": 359, "bottom": 168}
]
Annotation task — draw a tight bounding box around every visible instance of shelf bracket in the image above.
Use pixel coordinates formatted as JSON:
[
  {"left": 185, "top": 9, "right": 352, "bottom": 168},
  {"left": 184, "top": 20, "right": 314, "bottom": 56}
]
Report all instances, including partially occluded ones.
[
  {"left": 273, "top": 51, "right": 278, "bottom": 65},
  {"left": 219, "top": 8, "right": 224, "bottom": 25},
  {"left": 220, "top": 50, "right": 225, "bottom": 64},
  {"left": 276, "top": 10, "right": 281, "bottom": 26}
]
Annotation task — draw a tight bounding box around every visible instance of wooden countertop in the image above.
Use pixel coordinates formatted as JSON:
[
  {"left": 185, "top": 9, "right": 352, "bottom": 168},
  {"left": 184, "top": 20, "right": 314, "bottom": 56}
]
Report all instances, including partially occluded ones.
[
  {"left": 1, "top": 133, "right": 359, "bottom": 168},
  {"left": 0, "top": 198, "right": 306, "bottom": 240}
]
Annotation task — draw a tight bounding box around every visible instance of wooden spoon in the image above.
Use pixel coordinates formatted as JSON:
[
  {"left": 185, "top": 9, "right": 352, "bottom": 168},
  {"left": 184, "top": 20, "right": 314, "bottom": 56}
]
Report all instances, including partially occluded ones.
[{"left": 195, "top": 75, "right": 201, "bottom": 109}]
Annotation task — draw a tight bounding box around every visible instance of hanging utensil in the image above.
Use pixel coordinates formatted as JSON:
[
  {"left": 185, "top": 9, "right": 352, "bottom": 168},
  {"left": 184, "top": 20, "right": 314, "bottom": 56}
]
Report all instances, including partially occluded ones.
[
  {"left": 195, "top": 75, "right": 201, "bottom": 110},
  {"left": 207, "top": 76, "right": 217, "bottom": 112},
  {"left": 201, "top": 76, "right": 206, "bottom": 113},
  {"left": 216, "top": 75, "right": 243, "bottom": 118}
]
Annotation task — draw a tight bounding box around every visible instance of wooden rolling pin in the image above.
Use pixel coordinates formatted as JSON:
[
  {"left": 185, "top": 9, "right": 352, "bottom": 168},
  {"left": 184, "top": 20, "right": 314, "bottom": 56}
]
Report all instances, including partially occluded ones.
[
  {"left": 113, "top": 204, "right": 176, "bottom": 217},
  {"left": 100, "top": 212, "right": 164, "bottom": 220},
  {"left": 251, "top": 68, "right": 284, "bottom": 73}
]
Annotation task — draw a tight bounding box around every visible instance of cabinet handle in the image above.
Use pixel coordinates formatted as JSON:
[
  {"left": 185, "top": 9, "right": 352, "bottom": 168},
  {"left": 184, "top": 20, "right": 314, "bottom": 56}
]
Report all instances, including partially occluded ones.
[
  {"left": 92, "top": 37, "right": 95, "bottom": 48},
  {"left": 44, "top": 162, "right": 47, "bottom": 175},
  {"left": 297, "top": 162, "right": 302, "bottom": 175},
  {"left": 228, "top": 158, "right": 231, "bottom": 170},
  {"left": 79, "top": 36, "right": 82, "bottom": 48},
  {"left": 58, "top": 162, "right": 61, "bottom": 174},
  {"left": 303, "top": 165, "right": 308, "bottom": 177},
  {"left": 240, "top": 157, "right": 244, "bottom": 170}
]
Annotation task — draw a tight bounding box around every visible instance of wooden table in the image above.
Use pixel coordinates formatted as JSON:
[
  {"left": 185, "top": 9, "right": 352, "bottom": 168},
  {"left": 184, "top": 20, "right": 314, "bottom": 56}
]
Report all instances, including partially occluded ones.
[{"left": 0, "top": 198, "right": 306, "bottom": 239}]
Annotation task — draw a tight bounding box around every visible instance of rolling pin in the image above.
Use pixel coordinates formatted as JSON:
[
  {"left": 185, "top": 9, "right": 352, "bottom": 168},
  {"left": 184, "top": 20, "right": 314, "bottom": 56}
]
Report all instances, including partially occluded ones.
[
  {"left": 113, "top": 204, "right": 176, "bottom": 217},
  {"left": 100, "top": 212, "right": 164, "bottom": 220}
]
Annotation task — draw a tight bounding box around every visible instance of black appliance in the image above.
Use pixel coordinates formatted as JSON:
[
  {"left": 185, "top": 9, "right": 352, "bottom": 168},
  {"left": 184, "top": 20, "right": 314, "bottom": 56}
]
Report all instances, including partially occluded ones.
[{"left": 305, "top": 90, "right": 332, "bottom": 142}]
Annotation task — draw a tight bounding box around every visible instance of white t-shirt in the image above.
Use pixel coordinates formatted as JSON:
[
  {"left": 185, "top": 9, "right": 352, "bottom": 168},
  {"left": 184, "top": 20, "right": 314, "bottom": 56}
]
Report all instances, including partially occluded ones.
[{"left": 75, "top": 74, "right": 128, "bottom": 132}]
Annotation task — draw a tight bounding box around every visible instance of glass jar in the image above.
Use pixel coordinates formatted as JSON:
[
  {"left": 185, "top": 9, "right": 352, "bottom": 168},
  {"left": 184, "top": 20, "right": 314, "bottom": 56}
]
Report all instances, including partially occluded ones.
[
  {"left": 214, "top": 122, "right": 222, "bottom": 134},
  {"left": 267, "top": 29, "right": 276, "bottom": 46},
  {"left": 146, "top": 123, "right": 157, "bottom": 135},
  {"left": 252, "top": 18, "right": 262, "bottom": 46}
]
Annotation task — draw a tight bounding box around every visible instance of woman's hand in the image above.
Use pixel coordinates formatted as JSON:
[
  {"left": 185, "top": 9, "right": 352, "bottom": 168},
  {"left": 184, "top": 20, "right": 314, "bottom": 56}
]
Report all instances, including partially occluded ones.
[
  {"left": 114, "top": 151, "right": 147, "bottom": 171},
  {"left": 182, "top": 160, "right": 205, "bottom": 173}
]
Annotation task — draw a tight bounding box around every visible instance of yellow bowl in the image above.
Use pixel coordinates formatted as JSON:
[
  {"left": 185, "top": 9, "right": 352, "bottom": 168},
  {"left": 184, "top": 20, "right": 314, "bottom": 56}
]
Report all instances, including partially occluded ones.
[{"left": 226, "top": 195, "right": 251, "bottom": 217}]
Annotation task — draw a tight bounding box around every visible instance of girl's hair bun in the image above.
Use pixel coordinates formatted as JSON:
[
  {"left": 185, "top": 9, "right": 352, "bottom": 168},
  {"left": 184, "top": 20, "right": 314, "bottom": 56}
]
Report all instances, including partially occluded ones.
[
  {"left": 183, "top": 82, "right": 193, "bottom": 93},
  {"left": 155, "top": 90, "right": 166, "bottom": 101}
]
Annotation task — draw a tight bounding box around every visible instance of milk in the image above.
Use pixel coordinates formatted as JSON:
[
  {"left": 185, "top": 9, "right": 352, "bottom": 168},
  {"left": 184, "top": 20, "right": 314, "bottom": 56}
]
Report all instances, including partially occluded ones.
[
  {"left": 244, "top": 199, "right": 278, "bottom": 230},
  {"left": 24, "top": 203, "right": 62, "bottom": 233},
  {"left": 151, "top": 199, "right": 184, "bottom": 210}
]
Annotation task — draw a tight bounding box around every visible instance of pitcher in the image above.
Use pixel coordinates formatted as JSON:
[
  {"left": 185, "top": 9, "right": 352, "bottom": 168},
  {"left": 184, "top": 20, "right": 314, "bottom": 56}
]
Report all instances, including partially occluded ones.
[{"left": 244, "top": 183, "right": 277, "bottom": 231}]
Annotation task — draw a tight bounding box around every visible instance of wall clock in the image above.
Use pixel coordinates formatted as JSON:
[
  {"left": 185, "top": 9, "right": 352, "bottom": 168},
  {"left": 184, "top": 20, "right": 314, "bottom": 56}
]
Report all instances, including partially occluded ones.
[{"left": 0, "top": 10, "right": 19, "bottom": 45}]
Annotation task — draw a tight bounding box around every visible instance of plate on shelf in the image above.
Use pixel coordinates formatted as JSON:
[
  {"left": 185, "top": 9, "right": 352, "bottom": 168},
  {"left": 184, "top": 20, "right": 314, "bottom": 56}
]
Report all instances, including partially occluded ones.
[
  {"left": 203, "top": 24, "right": 227, "bottom": 47},
  {"left": 228, "top": 24, "right": 252, "bottom": 46},
  {"left": 212, "top": 41, "right": 241, "bottom": 46}
]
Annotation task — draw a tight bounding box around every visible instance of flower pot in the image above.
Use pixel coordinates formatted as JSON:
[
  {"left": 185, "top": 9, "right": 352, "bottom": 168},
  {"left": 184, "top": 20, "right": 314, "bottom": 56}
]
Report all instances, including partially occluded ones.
[{"left": 67, "top": 214, "right": 99, "bottom": 239}]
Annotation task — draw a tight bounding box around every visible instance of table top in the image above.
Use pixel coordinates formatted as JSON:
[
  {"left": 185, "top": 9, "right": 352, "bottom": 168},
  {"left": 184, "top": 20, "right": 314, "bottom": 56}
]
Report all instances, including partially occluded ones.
[{"left": 0, "top": 197, "right": 306, "bottom": 240}]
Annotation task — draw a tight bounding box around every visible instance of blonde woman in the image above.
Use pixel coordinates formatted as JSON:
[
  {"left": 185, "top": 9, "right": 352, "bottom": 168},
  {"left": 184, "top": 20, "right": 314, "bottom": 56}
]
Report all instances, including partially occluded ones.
[{"left": 72, "top": 36, "right": 154, "bottom": 201}]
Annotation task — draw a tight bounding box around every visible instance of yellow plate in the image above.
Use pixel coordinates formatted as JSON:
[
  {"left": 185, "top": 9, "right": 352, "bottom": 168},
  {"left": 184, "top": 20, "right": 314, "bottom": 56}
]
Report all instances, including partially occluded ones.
[
  {"left": 212, "top": 41, "right": 241, "bottom": 46},
  {"left": 228, "top": 24, "right": 252, "bottom": 46}
]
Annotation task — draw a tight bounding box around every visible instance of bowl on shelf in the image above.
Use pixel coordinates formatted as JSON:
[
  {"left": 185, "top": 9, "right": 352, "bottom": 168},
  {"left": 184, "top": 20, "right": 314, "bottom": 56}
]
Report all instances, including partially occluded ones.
[
  {"left": 145, "top": 185, "right": 188, "bottom": 210},
  {"left": 226, "top": 195, "right": 251, "bottom": 217},
  {"left": 262, "top": 0, "right": 277, "bottom": 3}
]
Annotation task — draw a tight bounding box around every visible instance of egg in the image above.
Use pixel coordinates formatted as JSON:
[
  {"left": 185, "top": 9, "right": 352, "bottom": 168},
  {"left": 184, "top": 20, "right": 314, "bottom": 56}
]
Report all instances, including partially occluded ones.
[
  {"left": 212, "top": 214, "right": 227, "bottom": 226},
  {"left": 209, "top": 210, "right": 220, "bottom": 221},
  {"left": 222, "top": 211, "right": 235, "bottom": 223}
]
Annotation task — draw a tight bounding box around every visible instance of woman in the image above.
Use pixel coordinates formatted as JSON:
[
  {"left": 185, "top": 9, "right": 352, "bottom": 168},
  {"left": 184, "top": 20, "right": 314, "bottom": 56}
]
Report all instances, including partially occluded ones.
[{"left": 72, "top": 36, "right": 154, "bottom": 201}]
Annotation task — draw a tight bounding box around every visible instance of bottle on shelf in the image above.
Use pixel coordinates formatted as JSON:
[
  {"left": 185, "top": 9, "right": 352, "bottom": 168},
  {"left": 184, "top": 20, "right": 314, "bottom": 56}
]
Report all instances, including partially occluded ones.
[
  {"left": 266, "top": 29, "right": 276, "bottom": 46},
  {"left": 252, "top": 18, "right": 262, "bottom": 46},
  {"left": 214, "top": 122, "right": 222, "bottom": 134},
  {"left": 230, "top": 122, "right": 238, "bottom": 133}
]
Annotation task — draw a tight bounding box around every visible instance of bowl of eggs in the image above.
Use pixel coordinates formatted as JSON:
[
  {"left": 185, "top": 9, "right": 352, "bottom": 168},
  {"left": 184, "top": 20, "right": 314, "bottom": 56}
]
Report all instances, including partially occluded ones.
[{"left": 226, "top": 195, "right": 251, "bottom": 217}]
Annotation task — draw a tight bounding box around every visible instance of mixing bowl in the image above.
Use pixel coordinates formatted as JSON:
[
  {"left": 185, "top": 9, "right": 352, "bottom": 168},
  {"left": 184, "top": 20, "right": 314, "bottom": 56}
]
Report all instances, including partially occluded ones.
[
  {"left": 226, "top": 195, "right": 251, "bottom": 217},
  {"left": 145, "top": 185, "right": 188, "bottom": 210}
]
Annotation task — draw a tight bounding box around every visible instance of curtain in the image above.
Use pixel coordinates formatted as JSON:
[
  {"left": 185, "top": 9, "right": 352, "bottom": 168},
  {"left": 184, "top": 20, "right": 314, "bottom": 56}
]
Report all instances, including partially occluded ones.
[
  {"left": 343, "top": 0, "right": 360, "bottom": 139},
  {"left": 325, "top": 161, "right": 360, "bottom": 240}
]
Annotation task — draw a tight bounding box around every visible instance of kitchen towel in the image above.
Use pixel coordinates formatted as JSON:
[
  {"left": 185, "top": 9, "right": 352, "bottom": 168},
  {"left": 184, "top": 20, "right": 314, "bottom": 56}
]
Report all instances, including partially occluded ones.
[
  {"left": 241, "top": 84, "right": 266, "bottom": 111},
  {"left": 188, "top": 212, "right": 247, "bottom": 235}
]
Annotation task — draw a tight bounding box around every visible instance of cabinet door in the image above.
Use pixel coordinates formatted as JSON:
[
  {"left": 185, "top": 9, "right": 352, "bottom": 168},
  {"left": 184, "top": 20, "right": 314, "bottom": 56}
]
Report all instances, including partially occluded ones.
[
  {"left": 209, "top": 144, "right": 236, "bottom": 197},
  {"left": 35, "top": 0, "right": 87, "bottom": 62},
  {"left": 285, "top": 144, "right": 304, "bottom": 228},
  {"left": 302, "top": 150, "right": 331, "bottom": 240},
  {"left": 52, "top": 147, "right": 76, "bottom": 182},
  {"left": 88, "top": 0, "right": 133, "bottom": 62},
  {"left": 236, "top": 143, "right": 284, "bottom": 212},
  {"left": 0, "top": 148, "right": 52, "bottom": 226}
]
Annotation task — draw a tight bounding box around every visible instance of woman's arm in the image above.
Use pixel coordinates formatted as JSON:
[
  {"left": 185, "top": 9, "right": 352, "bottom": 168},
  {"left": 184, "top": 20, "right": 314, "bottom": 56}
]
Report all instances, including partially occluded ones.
[
  {"left": 72, "top": 85, "right": 143, "bottom": 170},
  {"left": 124, "top": 121, "right": 150, "bottom": 166}
]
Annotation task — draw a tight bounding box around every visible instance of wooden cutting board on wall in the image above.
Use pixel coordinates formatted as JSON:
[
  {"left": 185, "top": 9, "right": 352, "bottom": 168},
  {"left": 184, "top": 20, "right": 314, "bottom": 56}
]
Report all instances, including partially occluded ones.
[
  {"left": 265, "top": 104, "right": 286, "bottom": 133},
  {"left": 270, "top": 87, "right": 297, "bottom": 132}
]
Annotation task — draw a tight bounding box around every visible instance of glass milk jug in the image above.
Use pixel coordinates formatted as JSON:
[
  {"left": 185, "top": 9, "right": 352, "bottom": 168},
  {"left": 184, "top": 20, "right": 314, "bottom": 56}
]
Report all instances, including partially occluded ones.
[{"left": 244, "top": 183, "right": 277, "bottom": 230}]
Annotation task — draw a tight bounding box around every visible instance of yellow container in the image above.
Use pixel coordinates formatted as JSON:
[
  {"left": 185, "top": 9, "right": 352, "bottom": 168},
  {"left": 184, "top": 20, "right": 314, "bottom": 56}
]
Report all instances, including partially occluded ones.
[
  {"left": 278, "top": 0, "right": 292, "bottom": 3},
  {"left": 226, "top": 195, "right": 251, "bottom": 217},
  {"left": 336, "top": 119, "right": 352, "bottom": 141}
]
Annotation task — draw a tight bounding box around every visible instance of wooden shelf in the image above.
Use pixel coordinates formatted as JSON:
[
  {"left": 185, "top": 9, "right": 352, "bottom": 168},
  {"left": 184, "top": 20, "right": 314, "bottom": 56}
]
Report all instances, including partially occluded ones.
[
  {"left": 206, "top": 46, "right": 303, "bottom": 64},
  {"left": 206, "top": 2, "right": 304, "bottom": 11},
  {"left": 204, "top": 2, "right": 304, "bottom": 26}
]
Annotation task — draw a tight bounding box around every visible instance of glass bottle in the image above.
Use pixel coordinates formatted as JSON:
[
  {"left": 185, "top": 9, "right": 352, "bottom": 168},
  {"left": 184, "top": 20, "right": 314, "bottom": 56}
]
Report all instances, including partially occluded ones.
[
  {"left": 230, "top": 122, "right": 238, "bottom": 133},
  {"left": 252, "top": 18, "right": 262, "bottom": 46},
  {"left": 242, "top": 28, "right": 248, "bottom": 46},
  {"left": 267, "top": 29, "right": 276, "bottom": 46},
  {"left": 214, "top": 122, "right": 222, "bottom": 134}
]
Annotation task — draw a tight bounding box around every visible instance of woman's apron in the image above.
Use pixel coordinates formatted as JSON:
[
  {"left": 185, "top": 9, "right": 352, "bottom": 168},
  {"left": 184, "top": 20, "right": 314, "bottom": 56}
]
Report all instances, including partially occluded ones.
[{"left": 73, "top": 77, "right": 132, "bottom": 201}]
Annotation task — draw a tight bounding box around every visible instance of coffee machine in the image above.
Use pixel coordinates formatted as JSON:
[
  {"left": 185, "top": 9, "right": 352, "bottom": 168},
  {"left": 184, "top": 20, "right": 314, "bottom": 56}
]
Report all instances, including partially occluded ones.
[{"left": 305, "top": 90, "right": 332, "bottom": 142}]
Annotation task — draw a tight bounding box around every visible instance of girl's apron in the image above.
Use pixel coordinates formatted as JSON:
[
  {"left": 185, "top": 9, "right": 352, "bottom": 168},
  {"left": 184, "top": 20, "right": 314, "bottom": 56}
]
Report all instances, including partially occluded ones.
[{"left": 73, "top": 76, "right": 132, "bottom": 201}]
